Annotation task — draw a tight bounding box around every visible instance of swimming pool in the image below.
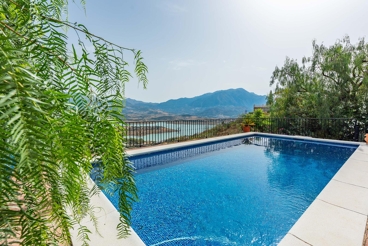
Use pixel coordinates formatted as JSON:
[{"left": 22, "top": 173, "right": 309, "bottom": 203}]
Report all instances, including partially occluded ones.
[{"left": 103, "top": 136, "right": 357, "bottom": 245}]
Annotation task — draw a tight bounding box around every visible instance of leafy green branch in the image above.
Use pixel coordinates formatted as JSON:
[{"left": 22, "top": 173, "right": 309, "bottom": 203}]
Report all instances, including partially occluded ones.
[{"left": 0, "top": 0, "right": 148, "bottom": 245}]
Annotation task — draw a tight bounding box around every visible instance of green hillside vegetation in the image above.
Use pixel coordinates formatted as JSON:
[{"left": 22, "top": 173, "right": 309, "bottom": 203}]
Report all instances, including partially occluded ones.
[
  {"left": 267, "top": 36, "right": 368, "bottom": 122},
  {"left": 190, "top": 110, "right": 269, "bottom": 137},
  {"left": 180, "top": 110, "right": 269, "bottom": 139},
  {"left": 198, "top": 119, "right": 243, "bottom": 137}
]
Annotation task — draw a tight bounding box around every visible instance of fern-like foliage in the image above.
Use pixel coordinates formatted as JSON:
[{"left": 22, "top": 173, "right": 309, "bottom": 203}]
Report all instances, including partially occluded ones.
[{"left": 0, "top": 0, "right": 148, "bottom": 245}]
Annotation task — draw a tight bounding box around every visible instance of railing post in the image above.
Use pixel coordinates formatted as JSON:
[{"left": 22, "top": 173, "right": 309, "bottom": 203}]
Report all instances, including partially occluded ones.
[{"left": 353, "top": 120, "right": 359, "bottom": 142}]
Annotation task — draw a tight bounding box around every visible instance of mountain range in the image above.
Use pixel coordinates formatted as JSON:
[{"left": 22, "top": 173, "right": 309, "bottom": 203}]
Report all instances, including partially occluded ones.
[{"left": 124, "top": 88, "right": 266, "bottom": 120}]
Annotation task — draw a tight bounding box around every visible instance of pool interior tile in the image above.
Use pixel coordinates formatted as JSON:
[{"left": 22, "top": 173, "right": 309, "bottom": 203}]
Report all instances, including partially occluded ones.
[
  {"left": 278, "top": 234, "right": 311, "bottom": 246},
  {"left": 288, "top": 199, "right": 366, "bottom": 246},
  {"left": 316, "top": 179, "right": 368, "bottom": 215}
]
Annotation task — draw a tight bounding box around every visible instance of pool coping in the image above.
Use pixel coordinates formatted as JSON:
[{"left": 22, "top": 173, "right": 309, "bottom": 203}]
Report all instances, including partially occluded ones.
[
  {"left": 71, "top": 133, "right": 368, "bottom": 246},
  {"left": 69, "top": 177, "right": 146, "bottom": 246},
  {"left": 277, "top": 139, "right": 368, "bottom": 245},
  {"left": 126, "top": 132, "right": 362, "bottom": 157}
]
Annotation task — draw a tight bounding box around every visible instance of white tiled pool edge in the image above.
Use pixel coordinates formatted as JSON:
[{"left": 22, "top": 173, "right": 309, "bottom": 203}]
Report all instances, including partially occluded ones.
[
  {"left": 70, "top": 133, "right": 368, "bottom": 246},
  {"left": 69, "top": 177, "right": 146, "bottom": 246},
  {"left": 278, "top": 139, "right": 368, "bottom": 246}
]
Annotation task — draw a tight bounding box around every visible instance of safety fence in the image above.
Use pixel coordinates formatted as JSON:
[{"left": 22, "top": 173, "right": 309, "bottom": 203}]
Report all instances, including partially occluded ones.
[{"left": 125, "top": 118, "right": 367, "bottom": 148}]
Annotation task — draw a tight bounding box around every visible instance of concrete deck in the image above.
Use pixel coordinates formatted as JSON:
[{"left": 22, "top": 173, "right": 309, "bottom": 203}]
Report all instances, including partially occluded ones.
[{"left": 70, "top": 133, "right": 368, "bottom": 246}]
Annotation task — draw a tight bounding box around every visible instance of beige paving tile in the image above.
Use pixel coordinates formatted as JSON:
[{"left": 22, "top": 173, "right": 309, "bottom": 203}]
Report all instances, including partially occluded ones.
[
  {"left": 355, "top": 145, "right": 368, "bottom": 155},
  {"left": 350, "top": 151, "right": 368, "bottom": 162},
  {"left": 333, "top": 160, "right": 368, "bottom": 188},
  {"left": 288, "top": 200, "right": 366, "bottom": 246},
  {"left": 70, "top": 210, "right": 145, "bottom": 246},
  {"left": 278, "top": 233, "right": 311, "bottom": 246},
  {"left": 317, "top": 179, "right": 368, "bottom": 215},
  {"left": 344, "top": 158, "right": 368, "bottom": 171},
  {"left": 68, "top": 178, "right": 145, "bottom": 245},
  {"left": 85, "top": 178, "right": 117, "bottom": 218},
  {"left": 89, "top": 190, "right": 117, "bottom": 219}
]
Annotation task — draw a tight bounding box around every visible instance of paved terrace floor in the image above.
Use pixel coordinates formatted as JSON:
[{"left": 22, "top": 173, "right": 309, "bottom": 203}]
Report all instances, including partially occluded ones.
[{"left": 70, "top": 133, "right": 368, "bottom": 246}]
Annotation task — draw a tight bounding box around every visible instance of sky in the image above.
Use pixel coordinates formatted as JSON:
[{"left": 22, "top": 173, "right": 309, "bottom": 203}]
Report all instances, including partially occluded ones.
[{"left": 68, "top": 0, "right": 368, "bottom": 103}]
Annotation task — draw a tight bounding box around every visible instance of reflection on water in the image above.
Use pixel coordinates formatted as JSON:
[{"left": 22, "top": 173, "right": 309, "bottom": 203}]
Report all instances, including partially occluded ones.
[{"left": 255, "top": 137, "right": 357, "bottom": 202}]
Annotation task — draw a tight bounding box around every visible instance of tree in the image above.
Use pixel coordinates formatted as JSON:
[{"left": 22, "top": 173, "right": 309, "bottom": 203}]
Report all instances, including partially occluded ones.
[
  {"left": 240, "top": 109, "right": 269, "bottom": 132},
  {"left": 0, "top": 0, "right": 148, "bottom": 245},
  {"left": 269, "top": 36, "right": 368, "bottom": 121}
]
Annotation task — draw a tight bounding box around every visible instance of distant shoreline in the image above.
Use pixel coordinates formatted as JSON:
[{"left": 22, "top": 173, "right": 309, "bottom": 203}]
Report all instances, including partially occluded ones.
[{"left": 128, "top": 126, "right": 178, "bottom": 136}]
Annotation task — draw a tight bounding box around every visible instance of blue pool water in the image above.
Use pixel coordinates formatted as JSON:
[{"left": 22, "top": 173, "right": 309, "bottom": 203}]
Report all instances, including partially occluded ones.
[{"left": 103, "top": 136, "right": 357, "bottom": 245}]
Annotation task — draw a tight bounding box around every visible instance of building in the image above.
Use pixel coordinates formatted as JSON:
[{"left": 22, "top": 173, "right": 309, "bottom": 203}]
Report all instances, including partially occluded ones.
[{"left": 253, "top": 105, "right": 270, "bottom": 113}]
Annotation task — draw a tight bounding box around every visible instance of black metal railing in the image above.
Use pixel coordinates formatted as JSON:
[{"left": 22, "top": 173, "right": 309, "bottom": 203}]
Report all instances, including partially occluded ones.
[
  {"left": 252, "top": 118, "right": 367, "bottom": 142},
  {"left": 125, "top": 118, "right": 242, "bottom": 148},
  {"left": 125, "top": 118, "right": 367, "bottom": 148}
]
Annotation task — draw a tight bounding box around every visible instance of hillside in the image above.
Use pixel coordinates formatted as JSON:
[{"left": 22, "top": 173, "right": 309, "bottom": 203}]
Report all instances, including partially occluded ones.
[{"left": 124, "top": 88, "right": 266, "bottom": 120}]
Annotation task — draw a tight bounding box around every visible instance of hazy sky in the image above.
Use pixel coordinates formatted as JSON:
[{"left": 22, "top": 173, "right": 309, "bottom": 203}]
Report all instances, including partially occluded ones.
[{"left": 68, "top": 0, "right": 368, "bottom": 102}]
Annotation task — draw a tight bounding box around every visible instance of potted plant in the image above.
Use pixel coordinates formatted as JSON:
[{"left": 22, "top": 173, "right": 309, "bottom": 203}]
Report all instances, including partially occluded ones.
[{"left": 241, "top": 115, "right": 255, "bottom": 133}]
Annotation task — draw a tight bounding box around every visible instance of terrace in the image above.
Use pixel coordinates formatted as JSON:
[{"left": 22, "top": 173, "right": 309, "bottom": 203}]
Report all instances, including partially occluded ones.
[{"left": 70, "top": 118, "right": 368, "bottom": 246}]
